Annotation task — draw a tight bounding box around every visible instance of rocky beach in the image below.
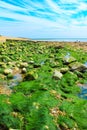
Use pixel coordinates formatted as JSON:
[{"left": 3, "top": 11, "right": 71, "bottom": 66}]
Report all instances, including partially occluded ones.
[{"left": 0, "top": 37, "right": 87, "bottom": 130}]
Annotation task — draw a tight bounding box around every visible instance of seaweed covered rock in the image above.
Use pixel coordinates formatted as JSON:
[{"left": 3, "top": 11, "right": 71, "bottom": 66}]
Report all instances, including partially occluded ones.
[
  {"left": 63, "top": 54, "right": 76, "bottom": 64},
  {"left": 60, "top": 67, "right": 69, "bottom": 73},
  {"left": 52, "top": 70, "right": 63, "bottom": 80},
  {"left": 4, "top": 68, "right": 12, "bottom": 75},
  {"left": 69, "top": 62, "right": 87, "bottom": 72},
  {"left": 20, "top": 62, "right": 28, "bottom": 68},
  {"left": 22, "top": 68, "right": 27, "bottom": 73},
  {"left": 23, "top": 71, "right": 38, "bottom": 81},
  {"left": 33, "top": 63, "right": 41, "bottom": 68},
  {"left": 0, "top": 62, "right": 5, "bottom": 66}
]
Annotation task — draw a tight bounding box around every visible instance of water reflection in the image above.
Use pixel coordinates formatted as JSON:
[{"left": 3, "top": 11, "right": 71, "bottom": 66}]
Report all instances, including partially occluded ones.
[
  {"left": 84, "top": 62, "right": 87, "bottom": 67},
  {"left": 78, "top": 84, "right": 87, "bottom": 99},
  {"left": 9, "top": 73, "right": 23, "bottom": 88},
  {"left": 65, "top": 52, "right": 70, "bottom": 59}
]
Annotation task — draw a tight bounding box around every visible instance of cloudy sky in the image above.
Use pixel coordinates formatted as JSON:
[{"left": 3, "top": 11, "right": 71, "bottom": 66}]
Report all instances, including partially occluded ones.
[{"left": 0, "top": 0, "right": 87, "bottom": 39}]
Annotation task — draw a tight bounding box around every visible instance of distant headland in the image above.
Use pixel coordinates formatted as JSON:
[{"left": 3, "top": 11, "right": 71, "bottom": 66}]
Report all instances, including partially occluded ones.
[{"left": 0, "top": 35, "right": 31, "bottom": 43}]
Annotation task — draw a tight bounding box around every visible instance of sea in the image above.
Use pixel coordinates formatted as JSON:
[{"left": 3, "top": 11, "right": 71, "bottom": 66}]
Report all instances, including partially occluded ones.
[{"left": 32, "top": 38, "right": 87, "bottom": 42}]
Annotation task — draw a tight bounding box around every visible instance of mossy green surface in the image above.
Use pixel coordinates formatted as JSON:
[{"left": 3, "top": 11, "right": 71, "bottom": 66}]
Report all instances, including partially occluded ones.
[{"left": 0, "top": 40, "right": 87, "bottom": 129}]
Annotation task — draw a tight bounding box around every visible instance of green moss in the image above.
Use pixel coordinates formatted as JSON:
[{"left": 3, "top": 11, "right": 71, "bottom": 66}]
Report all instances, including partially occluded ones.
[{"left": 0, "top": 95, "right": 22, "bottom": 129}]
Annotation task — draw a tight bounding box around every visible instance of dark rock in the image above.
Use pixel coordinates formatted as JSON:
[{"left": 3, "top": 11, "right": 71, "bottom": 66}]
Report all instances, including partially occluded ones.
[
  {"left": 63, "top": 56, "right": 76, "bottom": 64},
  {"left": 69, "top": 62, "right": 87, "bottom": 72}
]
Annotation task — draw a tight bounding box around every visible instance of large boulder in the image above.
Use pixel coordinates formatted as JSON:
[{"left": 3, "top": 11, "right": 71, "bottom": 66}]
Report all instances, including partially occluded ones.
[
  {"left": 69, "top": 62, "right": 87, "bottom": 72},
  {"left": 63, "top": 54, "right": 76, "bottom": 64}
]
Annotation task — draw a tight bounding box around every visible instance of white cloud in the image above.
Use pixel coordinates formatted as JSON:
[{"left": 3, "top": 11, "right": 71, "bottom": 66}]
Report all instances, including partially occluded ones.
[
  {"left": 0, "top": 0, "right": 87, "bottom": 38},
  {"left": 0, "top": 1, "right": 26, "bottom": 11},
  {"left": 78, "top": 2, "right": 87, "bottom": 11},
  {"left": 60, "top": 0, "right": 78, "bottom": 4}
]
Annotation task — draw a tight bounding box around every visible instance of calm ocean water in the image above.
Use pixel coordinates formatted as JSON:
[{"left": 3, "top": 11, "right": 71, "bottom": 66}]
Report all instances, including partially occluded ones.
[{"left": 32, "top": 38, "right": 87, "bottom": 42}]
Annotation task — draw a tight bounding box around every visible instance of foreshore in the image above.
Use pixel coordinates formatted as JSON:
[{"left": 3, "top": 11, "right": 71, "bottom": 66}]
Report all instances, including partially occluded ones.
[
  {"left": 0, "top": 39, "right": 87, "bottom": 129},
  {"left": 32, "top": 40, "right": 87, "bottom": 51}
]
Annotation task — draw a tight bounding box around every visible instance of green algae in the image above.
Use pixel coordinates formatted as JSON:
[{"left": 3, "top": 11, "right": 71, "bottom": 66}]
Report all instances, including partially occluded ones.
[{"left": 0, "top": 40, "right": 87, "bottom": 129}]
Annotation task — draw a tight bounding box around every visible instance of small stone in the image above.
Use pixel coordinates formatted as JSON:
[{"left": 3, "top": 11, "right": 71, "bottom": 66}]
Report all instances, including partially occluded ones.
[
  {"left": 22, "top": 68, "right": 27, "bottom": 73},
  {"left": 4, "top": 69, "right": 12, "bottom": 75},
  {"left": 0, "top": 74, "right": 6, "bottom": 79},
  {"left": 8, "top": 61, "right": 15, "bottom": 66},
  {"left": 34, "top": 64, "right": 41, "bottom": 68},
  {"left": 0, "top": 62, "right": 7, "bottom": 68},
  {"left": 2, "top": 64, "right": 7, "bottom": 68},
  {"left": 52, "top": 70, "right": 63, "bottom": 80},
  {"left": 24, "top": 71, "right": 38, "bottom": 81},
  {"left": 0, "top": 62, "right": 5, "bottom": 66},
  {"left": 13, "top": 67, "right": 19, "bottom": 72},
  {"left": 60, "top": 67, "right": 69, "bottom": 73},
  {"left": 45, "top": 125, "right": 49, "bottom": 129},
  {"left": 29, "top": 60, "right": 34, "bottom": 64},
  {"left": 20, "top": 62, "right": 28, "bottom": 67}
]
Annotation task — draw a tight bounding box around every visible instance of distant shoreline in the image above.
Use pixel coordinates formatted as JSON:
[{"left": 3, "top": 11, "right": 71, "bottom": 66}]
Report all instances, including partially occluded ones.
[
  {"left": 0, "top": 35, "right": 87, "bottom": 42},
  {"left": 0, "top": 35, "right": 87, "bottom": 51},
  {"left": 32, "top": 38, "right": 87, "bottom": 42},
  {"left": 32, "top": 40, "right": 87, "bottom": 51},
  {"left": 0, "top": 35, "right": 30, "bottom": 43}
]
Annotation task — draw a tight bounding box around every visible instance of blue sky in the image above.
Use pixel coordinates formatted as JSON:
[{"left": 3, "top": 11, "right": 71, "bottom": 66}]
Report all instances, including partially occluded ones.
[{"left": 0, "top": 0, "right": 87, "bottom": 38}]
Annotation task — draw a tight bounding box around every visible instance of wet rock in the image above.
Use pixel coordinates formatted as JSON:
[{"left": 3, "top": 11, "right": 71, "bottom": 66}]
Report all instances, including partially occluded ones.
[
  {"left": 33, "top": 63, "right": 41, "bottom": 68},
  {"left": 24, "top": 71, "right": 38, "bottom": 81},
  {"left": 20, "top": 62, "right": 28, "bottom": 68},
  {"left": 4, "top": 69, "right": 12, "bottom": 75},
  {"left": 0, "top": 74, "right": 6, "bottom": 79},
  {"left": 50, "top": 60, "right": 59, "bottom": 68},
  {"left": 69, "top": 62, "right": 87, "bottom": 72},
  {"left": 28, "top": 60, "right": 34, "bottom": 64},
  {"left": 13, "top": 67, "right": 19, "bottom": 72},
  {"left": 63, "top": 54, "right": 76, "bottom": 64},
  {"left": 22, "top": 68, "right": 27, "bottom": 73},
  {"left": 1, "top": 63, "right": 7, "bottom": 68},
  {"left": 0, "top": 62, "right": 5, "bottom": 66},
  {"left": 60, "top": 67, "right": 69, "bottom": 73},
  {"left": 8, "top": 61, "right": 16, "bottom": 66},
  {"left": 52, "top": 70, "right": 63, "bottom": 80}
]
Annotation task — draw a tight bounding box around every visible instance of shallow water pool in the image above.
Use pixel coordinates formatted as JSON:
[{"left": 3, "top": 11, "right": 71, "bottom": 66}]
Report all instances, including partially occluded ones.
[{"left": 78, "top": 85, "right": 87, "bottom": 99}]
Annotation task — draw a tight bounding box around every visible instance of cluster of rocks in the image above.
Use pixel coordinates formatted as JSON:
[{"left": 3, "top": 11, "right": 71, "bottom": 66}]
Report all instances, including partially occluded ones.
[
  {"left": 52, "top": 54, "right": 87, "bottom": 80},
  {"left": 1, "top": 53, "right": 87, "bottom": 83}
]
